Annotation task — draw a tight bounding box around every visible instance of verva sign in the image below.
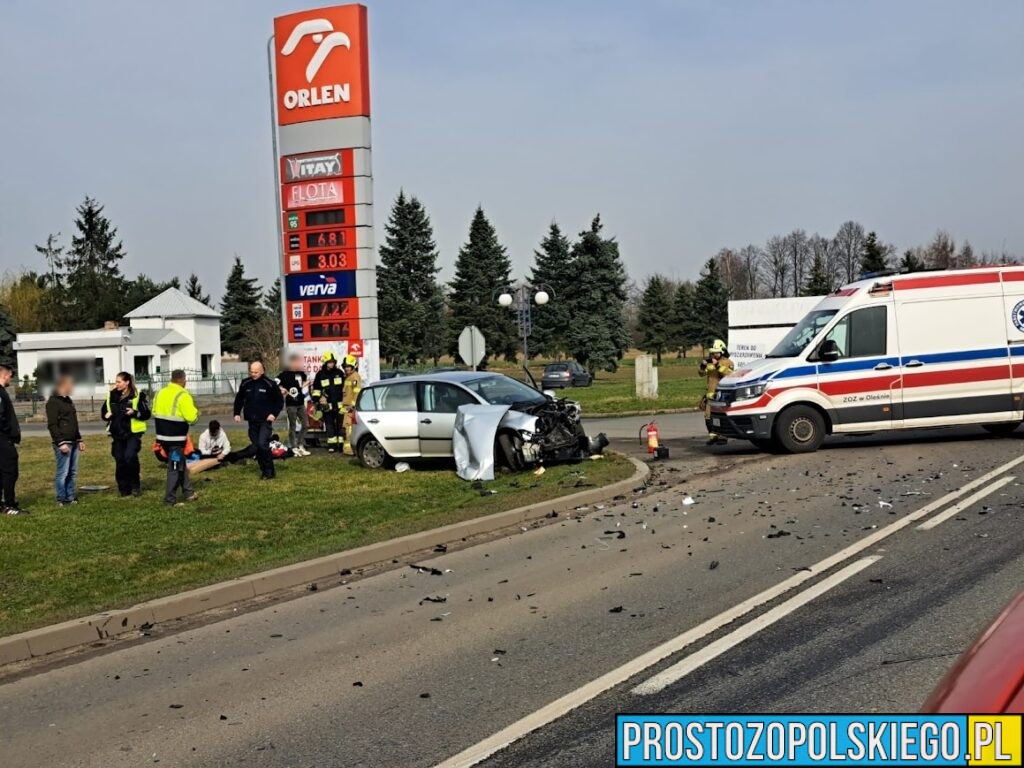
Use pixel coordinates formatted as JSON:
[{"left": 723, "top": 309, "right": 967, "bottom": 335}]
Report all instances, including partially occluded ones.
[{"left": 273, "top": 4, "right": 370, "bottom": 126}]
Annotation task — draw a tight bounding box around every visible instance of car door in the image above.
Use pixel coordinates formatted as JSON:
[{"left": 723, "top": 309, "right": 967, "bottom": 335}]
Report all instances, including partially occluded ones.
[
  {"left": 814, "top": 301, "right": 900, "bottom": 431},
  {"left": 363, "top": 381, "right": 420, "bottom": 457},
  {"left": 417, "top": 382, "right": 479, "bottom": 456}
]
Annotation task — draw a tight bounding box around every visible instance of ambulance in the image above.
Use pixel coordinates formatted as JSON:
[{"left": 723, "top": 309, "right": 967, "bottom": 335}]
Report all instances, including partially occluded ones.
[{"left": 709, "top": 266, "right": 1024, "bottom": 452}]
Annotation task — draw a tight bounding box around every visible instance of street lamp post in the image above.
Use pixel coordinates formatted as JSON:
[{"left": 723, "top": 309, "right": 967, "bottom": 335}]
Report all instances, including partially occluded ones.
[{"left": 495, "top": 283, "right": 553, "bottom": 378}]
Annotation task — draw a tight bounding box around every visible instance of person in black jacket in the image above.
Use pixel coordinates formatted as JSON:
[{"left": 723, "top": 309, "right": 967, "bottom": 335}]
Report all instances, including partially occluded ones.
[
  {"left": 46, "top": 375, "right": 86, "bottom": 506},
  {"left": 233, "top": 361, "right": 284, "bottom": 479},
  {"left": 0, "top": 364, "right": 26, "bottom": 514},
  {"left": 100, "top": 371, "right": 151, "bottom": 497}
]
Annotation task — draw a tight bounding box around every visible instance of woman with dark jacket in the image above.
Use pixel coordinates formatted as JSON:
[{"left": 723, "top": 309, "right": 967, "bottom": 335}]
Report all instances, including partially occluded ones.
[{"left": 100, "top": 372, "right": 151, "bottom": 497}]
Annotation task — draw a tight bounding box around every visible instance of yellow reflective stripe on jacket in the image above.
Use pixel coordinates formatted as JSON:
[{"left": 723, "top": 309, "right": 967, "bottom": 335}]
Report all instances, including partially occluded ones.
[{"left": 106, "top": 390, "right": 147, "bottom": 434}]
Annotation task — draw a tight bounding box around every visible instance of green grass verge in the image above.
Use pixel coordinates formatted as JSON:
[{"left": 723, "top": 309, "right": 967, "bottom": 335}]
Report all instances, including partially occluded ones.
[{"left": 0, "top": 433, "right": 633, "bottom": 636}]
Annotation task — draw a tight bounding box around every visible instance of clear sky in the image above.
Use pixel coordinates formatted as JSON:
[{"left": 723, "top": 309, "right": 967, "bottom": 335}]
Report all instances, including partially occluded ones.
[{"left": 1, "top": 0, "right": 1021, "bottom": 298}]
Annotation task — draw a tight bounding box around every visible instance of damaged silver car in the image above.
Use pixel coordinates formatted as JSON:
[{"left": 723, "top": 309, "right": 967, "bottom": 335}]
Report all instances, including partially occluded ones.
[{"left": 351, "top": 371, "right": 607, "bottom": 472}]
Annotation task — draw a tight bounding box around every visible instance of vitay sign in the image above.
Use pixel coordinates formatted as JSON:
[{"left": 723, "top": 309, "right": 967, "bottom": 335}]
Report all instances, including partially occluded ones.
[{"left": 273, "top": 4, "right": 370, "bottom": 125}]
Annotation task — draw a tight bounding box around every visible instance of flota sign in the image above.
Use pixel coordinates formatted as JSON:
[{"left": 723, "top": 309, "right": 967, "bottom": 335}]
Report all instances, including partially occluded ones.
[
  {"left": 284, "top": 271, "right": 357, "bottom": 300},
  {"left": 273, "top": 4, "right": 370, "bottom": 125}
]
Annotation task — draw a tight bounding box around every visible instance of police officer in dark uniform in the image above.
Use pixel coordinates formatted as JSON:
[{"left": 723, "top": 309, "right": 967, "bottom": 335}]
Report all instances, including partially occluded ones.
[{"left": 233, "top": 361, "right": 285, "bottom": 479}]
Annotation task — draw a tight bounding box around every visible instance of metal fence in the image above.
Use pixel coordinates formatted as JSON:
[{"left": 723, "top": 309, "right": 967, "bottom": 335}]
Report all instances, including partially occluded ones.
[{"left": 15, "top": 371, "right": 245, "bottom": 420}]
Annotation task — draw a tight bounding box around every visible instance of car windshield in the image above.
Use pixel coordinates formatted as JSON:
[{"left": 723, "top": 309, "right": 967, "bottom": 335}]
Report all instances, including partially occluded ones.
[
  {"left": 766, "top": 309, "right": 838, "bottom": 358},
  {"left": 545, "top": 364, "right": 568, "bottom": 372},
  {"left": 463, "top": 376, "right": 546, "bottom": 406}
]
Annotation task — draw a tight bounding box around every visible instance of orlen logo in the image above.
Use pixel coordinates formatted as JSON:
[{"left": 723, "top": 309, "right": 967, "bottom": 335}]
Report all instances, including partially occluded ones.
[
  {"left": 273, "top": 5, "right": 370, "bottom": 126},
  {"left": 299, "top": 275, "right": 338, "bottom": 298}
]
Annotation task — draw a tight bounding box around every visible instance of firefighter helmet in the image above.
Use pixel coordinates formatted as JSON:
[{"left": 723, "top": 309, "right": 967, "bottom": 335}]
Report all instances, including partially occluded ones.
[
  {"left": 322, "top": 351, "right": 337, "bottom": 363},
  {"left": 343, "top": 354, "right": 358, "bottom": 368},
  {"left": 710, "top": 339, "right": 727, "bottom": 354}
]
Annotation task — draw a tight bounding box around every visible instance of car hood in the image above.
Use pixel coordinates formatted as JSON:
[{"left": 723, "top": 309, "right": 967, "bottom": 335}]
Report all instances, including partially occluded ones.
[{"left": 720, "top": 356, "right": 786, "bottom": 386}]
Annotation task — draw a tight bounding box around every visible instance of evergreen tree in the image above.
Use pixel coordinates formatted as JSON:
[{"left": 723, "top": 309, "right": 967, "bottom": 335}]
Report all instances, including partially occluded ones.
[
  {"left": 528, "top": 222, "right": 575, "bottom": 357},
  {"left": 122, "top": 275, "right": 180, "bottom": 313},
  {"left": 185, "top": 273, "right": 212, "bottom": 306},
  {"left": 0, "top": 303, "right": 15, "bottom": 370},
  {"left": 447, "top": 207, "right": 517, "bottom": 364},
  {"left": 637, "top": 275, "right": 674, "bottom": 364},
  {"left": 802, "top": 251, "right": 832, "bottom": 296},
  {"left": 63, "top": 196, "right": 128, "bottom": 329},
  {"left": 671, "top": 281, "right": 700, "bottom": 357},
  {"left": 263, "top": 278, "right": 282, "bottom": 316},
  {"left": 859, "top": 231, "right": 889, "bottom": 274},
  {"left": 899, "top": 249, "right": 927, "bottom": 273},
  {"left": 565, "top": 215, "right": 630, "bottom": 373},
  {"left": 377, "top": 192, "right": 446, "bottom": 365},
  {"left": 220, "top": 256, "right": 265, "bottom": 358},
  {"left": 691, "top": 258, "right": 730, "bottom": 348}
]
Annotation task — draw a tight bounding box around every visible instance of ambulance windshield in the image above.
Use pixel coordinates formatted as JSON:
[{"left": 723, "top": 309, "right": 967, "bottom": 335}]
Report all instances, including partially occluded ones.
[{"left": 766, "top": 310, "right": 838, "bottom": 358}]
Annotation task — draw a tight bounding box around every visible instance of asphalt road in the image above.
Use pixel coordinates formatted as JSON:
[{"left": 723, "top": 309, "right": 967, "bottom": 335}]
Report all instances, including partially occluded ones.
[{"left": 1, "top": 423, "right": 1022, "bottom": 768}]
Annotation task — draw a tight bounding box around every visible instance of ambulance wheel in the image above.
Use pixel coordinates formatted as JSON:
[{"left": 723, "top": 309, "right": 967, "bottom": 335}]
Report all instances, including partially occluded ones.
[
  {"left": 982, "top": 421, "right": 1022, "bottom": 437},
  {"left": 358, "top": 437, "right": 393, "bottom": 469},
  {"left": 775, "top": 405, "right": 826, "bottom": 453}
]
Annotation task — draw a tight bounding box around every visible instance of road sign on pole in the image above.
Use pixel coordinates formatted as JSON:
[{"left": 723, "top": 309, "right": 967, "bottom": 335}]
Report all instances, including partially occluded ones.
[{"left": 458, "top": 325, "right": 486, "bottom": 370}]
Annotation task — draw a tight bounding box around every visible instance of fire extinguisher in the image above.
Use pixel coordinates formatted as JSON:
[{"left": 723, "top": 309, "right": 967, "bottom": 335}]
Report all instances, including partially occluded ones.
[{"left": 645, "top": 420, "right": 659, "bottom": 454}]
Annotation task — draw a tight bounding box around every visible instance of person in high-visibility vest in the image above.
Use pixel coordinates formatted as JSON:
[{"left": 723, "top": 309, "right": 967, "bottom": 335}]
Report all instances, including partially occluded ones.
[
  {"left": 699, "top": 339, "right": 734, "bottom": 445},
  {"left": 100, "top": 371, "right": 151, "bottom": 497},
  {"left": 311, "top": 352, "right": 345, "bottom": 450},
  {"left": 341, "top": 354, "right": 362, "bottom": 456},
  {"left": 152, "top": 369, "right": 200, "bottom": 506}
]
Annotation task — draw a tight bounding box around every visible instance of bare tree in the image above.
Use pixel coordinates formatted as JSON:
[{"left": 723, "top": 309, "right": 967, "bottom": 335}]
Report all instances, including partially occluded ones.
[
  {"left": 739, "top": 244, "right": 763, "bottom": 299},
  {"left": 925, "top": 230, "right": 956, "bottom": 270},
  {"left": 833, "top": 221, "right": 866, "bottom": 284},
  {"left": 784, "top": 229, "right": 810, "bottom": 295},
  {"left": 715, "top": 247, "right": 754, "bottom": 300},
  {"left": 958, "top": 240, "right": 975, "bottom": 267},
  {"left": 763, "top": 235, "right": 790, "bottom": 297}
]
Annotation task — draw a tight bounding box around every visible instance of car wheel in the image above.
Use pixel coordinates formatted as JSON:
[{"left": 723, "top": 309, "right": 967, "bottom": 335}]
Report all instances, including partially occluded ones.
[
  {"left": 774, "top": 405, "right": 826, "bottom": 453},
  {"left": 496, "top": 432, "right": 526, "bottom": 471},
  {"left": 982, "top": 421, "right": 1022, "bottom": 437},
  {"left": 358, "top": 437, "right": 393, "bottom": 469}
]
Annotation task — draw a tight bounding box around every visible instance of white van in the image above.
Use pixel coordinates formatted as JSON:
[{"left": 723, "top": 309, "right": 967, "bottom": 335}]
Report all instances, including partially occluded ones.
[{"left": 709, "top": 266, "right": 1024, "bottom": 452}]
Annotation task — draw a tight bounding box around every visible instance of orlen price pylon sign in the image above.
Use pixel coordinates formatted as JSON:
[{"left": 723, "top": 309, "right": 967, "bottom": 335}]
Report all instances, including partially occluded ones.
[{"left": 271, "top": 4, "right": 379, "bottom": 382}]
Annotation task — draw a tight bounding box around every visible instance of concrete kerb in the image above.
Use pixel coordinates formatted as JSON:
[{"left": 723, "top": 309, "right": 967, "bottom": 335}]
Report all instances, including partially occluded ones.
[{"left": 0, "top": 456, "right": 650, "bottom": 666}]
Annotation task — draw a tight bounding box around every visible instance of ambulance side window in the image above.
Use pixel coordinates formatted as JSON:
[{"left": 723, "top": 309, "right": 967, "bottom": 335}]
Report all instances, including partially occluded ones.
[{"left": 824, "top": 306, "right": 887, "bottom": 359}]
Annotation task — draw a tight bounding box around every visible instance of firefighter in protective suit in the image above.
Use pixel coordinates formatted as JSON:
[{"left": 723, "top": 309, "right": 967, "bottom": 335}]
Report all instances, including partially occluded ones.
[
  {"left": 340, "top": 354, "right": 362, "bottom": 456},
  {"left": 700, "top": 339, "right": 734, "bottom": 445},
  {"left": 311, "top": 352, "right": 345, "bottom": 450}
]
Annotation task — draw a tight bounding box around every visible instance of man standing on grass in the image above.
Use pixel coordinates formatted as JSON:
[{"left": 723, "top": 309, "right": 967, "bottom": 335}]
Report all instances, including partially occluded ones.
[
  {"left": 46, "top": 375, "right": 86, "bottom": 507},
  {"left": 153, "top": 369, "right": 200, "bottom": 506},
  {"left": 234, "top": 361, "right": 284, "bottom": 480},
  {"left": 0, "top": 364, "right": 26, "bottom": 515}
]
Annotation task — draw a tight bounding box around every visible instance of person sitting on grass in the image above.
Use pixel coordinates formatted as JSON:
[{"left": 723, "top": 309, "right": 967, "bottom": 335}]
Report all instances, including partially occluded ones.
[{"left": 199, "top": 419, "right": 231, "bottom": 459}]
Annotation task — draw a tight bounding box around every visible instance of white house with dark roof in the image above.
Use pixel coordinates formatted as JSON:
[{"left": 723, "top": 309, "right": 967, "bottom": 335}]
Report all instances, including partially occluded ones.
[{"left": 14, "top": 287, "right": 222, "bottom": 394}]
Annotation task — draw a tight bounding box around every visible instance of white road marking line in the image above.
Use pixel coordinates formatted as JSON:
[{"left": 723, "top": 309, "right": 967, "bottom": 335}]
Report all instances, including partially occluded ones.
[
  {"left": 433, "top": 451, "right": 1024, "bottom": 768},
  {"left": 631, "top": 556, "right": 882, "bottom": 695},
  {"left": 916, "top": 475, "right": 1015, "bottom": 530}
]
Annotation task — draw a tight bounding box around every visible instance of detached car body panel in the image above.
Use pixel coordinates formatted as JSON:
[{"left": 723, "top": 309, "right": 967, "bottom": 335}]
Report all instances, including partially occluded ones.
[
  {"left": 351, "top": 372, "right": 600, "bottom": 468},
  {"left": 710, "top": 266, "right": 1024, "bottom": 451}
]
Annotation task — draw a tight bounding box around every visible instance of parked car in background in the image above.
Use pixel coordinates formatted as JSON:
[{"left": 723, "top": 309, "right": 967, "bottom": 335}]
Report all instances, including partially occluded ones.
[
  {"left": 541, "top": 361, "right": 592, "bottom": 389},
  {"left": 351, "top": 371, "right": 601, "bottom": 470}
]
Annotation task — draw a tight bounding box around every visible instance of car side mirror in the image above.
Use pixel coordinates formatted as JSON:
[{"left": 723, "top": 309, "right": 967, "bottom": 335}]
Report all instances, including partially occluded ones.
[
  {"left": 818, "top": 339, "right": 841, "bottom": 363},
  {"left": 543, "top": 389, "right": 557, "bottom": 400}
]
